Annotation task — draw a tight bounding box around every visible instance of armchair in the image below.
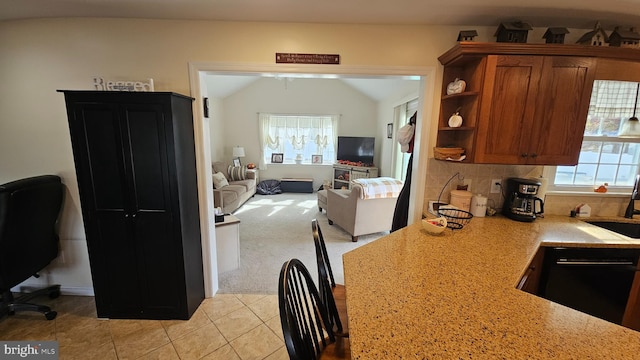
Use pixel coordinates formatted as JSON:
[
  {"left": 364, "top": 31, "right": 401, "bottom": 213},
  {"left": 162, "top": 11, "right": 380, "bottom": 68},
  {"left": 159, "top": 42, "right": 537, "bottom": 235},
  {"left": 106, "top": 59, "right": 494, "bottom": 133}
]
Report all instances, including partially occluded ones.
[
  {"left": 0, "top": 175, "right": 64, "bottom": 320},
  {"left": 326, "top": 177, "right": 402, "bottom": 242}
]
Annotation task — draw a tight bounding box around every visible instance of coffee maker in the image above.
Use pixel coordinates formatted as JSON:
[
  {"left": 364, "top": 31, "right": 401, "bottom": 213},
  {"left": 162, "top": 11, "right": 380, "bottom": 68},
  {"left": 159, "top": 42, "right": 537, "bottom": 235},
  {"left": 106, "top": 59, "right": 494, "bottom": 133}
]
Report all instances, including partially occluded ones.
[{"left": 503, "top": 178, "right": 545, "bottom": 222}]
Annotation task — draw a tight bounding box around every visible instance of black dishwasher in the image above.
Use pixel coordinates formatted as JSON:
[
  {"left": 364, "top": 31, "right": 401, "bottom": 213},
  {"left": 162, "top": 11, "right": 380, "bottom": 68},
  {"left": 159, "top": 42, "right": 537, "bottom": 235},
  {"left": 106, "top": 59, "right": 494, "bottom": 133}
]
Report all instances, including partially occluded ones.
[{"left": 539, "top": 247, "right": 640, "bottom": 324}]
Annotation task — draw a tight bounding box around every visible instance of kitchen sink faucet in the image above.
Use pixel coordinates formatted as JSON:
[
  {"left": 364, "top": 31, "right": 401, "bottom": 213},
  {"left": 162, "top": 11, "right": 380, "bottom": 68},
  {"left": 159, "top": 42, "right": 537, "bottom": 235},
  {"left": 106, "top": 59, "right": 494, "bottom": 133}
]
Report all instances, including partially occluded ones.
[{"left": 624, "top": 174, "right": 640, "bottom": 218}]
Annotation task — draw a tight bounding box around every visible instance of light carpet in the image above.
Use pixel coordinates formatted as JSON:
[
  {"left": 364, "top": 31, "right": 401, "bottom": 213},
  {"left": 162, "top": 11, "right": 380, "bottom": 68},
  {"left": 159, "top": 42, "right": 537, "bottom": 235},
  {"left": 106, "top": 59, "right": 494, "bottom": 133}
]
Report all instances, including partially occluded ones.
[{"left": 217, "top": 192, "right": 388, "bottom": 294}]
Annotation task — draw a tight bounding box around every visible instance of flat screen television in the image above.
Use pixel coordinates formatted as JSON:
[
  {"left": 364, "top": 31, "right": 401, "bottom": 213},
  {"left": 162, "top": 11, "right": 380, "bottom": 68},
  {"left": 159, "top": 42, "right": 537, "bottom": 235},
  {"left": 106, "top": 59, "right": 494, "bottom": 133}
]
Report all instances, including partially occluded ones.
[{"left": 337, "top": 136, "right": 375, "bottom": 166}]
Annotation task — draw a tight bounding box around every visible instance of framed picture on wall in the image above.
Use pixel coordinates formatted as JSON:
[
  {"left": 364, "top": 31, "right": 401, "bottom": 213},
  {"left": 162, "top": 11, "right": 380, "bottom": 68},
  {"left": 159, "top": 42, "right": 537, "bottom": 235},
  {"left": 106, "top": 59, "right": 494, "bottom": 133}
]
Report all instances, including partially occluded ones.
[
  {"left": 312, "top": 155, "right": 323, "bottom": 164},
  {"left": 387, "top": 123, "right": 393, "bottom": 139},
  {"left": 271, "top": 153, "right": 284, "bottom": 163}
]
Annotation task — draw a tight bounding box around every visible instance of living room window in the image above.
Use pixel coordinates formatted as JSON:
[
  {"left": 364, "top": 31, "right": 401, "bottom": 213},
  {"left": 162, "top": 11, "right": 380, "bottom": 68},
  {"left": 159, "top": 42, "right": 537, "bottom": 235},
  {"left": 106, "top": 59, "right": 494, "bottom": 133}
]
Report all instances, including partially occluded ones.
[
  {"left": 258, "top": 113, "right": 338, "bottom": 166},
  {"left": 546, "top": 80, "right": 640, "bottom": 192}
]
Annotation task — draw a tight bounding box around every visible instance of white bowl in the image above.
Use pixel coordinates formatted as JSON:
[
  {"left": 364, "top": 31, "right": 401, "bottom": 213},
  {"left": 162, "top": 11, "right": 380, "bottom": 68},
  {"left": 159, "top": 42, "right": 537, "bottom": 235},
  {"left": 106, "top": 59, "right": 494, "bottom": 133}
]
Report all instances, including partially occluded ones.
[{"left": 421, "top": 217, "right": 447, "bottom": 235}]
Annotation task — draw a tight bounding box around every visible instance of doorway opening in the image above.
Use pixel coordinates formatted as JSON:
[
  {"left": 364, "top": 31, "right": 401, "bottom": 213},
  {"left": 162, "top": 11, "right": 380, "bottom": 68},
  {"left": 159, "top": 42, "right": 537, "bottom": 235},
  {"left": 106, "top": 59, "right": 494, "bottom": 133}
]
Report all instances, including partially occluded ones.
[{"left": 188, "top": 62, "right": 436, "bottom": 295}]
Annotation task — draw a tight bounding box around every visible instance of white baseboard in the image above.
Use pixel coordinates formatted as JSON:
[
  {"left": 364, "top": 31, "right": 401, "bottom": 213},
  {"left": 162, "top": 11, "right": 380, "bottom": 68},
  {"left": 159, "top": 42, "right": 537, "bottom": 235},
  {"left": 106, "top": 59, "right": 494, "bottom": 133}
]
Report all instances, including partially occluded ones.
[{"left": 59, "top": 286, "right": 94, "bottom": 296}]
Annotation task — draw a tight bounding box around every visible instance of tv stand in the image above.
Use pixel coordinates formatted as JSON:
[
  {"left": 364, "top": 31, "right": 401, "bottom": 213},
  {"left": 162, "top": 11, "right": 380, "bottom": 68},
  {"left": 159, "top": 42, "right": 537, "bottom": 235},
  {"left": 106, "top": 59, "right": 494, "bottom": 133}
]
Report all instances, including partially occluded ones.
[{"left": 332, "top": 164, "right": 378, "bottom": 190}]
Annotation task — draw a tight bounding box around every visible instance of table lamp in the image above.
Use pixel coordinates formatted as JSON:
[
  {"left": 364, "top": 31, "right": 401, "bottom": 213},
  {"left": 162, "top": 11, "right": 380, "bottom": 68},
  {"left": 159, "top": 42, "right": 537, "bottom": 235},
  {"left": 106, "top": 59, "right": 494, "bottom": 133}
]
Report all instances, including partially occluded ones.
[{"left": 232, "top": 146, "right": 246, "bottom": 166}]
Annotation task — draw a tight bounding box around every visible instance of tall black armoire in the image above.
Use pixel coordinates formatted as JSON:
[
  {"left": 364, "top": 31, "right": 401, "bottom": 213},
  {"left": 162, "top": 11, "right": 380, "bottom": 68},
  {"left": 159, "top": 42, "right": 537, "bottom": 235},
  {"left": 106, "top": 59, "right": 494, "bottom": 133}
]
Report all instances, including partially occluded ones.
[{"left": 60, "top": 91, "right": 204, "bottom": 320}]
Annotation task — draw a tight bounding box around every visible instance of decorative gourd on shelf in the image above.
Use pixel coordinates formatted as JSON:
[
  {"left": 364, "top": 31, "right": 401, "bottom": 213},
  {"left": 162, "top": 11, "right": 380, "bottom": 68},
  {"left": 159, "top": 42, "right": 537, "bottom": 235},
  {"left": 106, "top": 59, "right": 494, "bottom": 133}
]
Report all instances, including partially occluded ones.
[
  {"left": 446, "top": 78, "right": 466, "bottom": 95},
  {"left": 448, "top": 107, "right": 463, "bottom": 127}
]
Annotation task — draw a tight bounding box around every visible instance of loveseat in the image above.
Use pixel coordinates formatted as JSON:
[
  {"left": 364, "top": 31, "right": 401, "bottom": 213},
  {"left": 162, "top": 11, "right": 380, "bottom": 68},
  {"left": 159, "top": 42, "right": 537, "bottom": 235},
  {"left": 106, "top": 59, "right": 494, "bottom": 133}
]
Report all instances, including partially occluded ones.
[{"left": 212, "top": 161, "right": 257, "bottom": 213}]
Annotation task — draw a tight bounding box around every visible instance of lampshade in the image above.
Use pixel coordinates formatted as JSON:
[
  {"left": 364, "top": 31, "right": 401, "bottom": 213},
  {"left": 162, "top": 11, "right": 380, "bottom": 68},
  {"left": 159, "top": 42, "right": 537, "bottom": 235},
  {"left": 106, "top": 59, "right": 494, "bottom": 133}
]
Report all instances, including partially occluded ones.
[
  {"left": 232, "top": 146, "right": 245, "bottom": 158},
  {"left": 619, "top": 116, "right": 640, "bottom": 138}
]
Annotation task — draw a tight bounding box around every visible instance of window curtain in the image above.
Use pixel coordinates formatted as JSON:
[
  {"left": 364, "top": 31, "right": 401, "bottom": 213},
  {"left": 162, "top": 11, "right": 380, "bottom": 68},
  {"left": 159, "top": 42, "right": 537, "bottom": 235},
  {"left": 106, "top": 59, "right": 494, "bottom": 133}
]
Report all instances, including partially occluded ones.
[
  {"left": 258, "top": 113, "right": 338, "bottom": 169},
  {"left": 258, "top": 113, "right": 279, "bottom": 170},
  {"left": 587, "top": 80, "right": 640, "bottom": 135}
]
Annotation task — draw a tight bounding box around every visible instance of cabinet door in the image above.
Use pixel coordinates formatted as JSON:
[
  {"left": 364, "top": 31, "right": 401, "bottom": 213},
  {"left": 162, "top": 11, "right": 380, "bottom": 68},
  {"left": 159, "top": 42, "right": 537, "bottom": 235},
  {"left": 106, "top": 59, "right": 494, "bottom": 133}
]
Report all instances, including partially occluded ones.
[
  {"left": 122, "top": 103, "right": 184, "bottom": 317},
  {"left": 67, "top": 102, "right": 142, "bottom": 317},
  {"left": 475, "top": 55, "right": 543, "bottom": 163},
  {"left": 528, "top": 57, "right": 596, "bottom": 165},
  {"left": 517, "top": 248, "right": 545, "bottom": 294}
]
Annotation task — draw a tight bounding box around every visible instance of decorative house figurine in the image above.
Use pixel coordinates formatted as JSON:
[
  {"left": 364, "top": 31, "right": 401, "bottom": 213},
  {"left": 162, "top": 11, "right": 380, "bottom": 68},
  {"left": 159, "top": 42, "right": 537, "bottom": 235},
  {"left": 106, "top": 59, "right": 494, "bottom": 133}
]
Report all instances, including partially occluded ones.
[
  {"left": 494, "top": 21, "right": 532, "bottom": 43},
  {"left": 543, "top": 27, "right": 570, "bottom": 44},
  {"left": 457, "top": 30, "right": 478, "bottom": 42},
  {"left": 609, "top": 27, "right": 640, "bottom": 48},
  {"left": 576, "top": 21, "right": 609, "bottom": 46}
]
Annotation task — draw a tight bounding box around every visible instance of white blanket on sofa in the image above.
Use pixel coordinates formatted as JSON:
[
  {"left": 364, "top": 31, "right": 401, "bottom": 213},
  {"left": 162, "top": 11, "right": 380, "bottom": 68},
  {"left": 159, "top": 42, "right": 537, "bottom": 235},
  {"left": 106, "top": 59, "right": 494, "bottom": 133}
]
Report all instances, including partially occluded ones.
[{"left": 352, "top": 177, "right": 403, "bottom": 200}]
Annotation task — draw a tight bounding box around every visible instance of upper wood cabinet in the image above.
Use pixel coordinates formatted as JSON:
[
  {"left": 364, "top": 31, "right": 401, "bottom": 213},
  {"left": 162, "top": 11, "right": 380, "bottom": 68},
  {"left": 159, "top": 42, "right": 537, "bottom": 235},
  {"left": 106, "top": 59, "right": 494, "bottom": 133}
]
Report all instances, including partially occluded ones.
[
  {"left": 436, "top": 42, "right": 640, "bottom": 165},
  {"left": 475, "top": 55, "right": 596, "bottom": 164}
]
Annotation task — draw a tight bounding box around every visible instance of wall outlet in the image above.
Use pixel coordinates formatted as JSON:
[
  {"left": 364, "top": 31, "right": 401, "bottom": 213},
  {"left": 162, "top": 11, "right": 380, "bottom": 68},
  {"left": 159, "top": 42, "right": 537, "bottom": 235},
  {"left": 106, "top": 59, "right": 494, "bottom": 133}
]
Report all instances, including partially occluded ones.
[{"left": 491, "top": 179, "right": 502, "bottom": 194}]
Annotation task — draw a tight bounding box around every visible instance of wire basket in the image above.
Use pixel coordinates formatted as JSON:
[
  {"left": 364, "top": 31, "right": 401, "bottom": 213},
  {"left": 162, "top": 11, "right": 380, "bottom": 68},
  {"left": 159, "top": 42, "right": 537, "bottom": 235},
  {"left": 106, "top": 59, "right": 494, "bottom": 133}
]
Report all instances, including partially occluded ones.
[{"left": 437, "top": 208, "right": 473, "bottom": 230}]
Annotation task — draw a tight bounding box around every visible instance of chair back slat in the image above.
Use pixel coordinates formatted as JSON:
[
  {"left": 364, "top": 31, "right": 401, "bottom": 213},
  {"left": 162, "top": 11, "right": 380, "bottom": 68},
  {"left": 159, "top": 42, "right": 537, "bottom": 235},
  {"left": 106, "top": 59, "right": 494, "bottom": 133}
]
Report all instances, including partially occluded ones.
[
  {"left": 311, "top": 219, "right": 344, "bottom": 336},
  {"left": 312, "top": 219, "right": 336, "bottom": 287},
  {"left": 279, "top": 259, "right": 335, "bottom": 360}
]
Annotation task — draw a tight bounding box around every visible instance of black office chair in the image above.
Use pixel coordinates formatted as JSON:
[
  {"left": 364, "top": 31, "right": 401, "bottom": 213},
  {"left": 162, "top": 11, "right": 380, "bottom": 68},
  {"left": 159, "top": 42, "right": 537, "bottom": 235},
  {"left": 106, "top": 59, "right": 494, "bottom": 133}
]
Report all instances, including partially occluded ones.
[
  {"left": 278, "top": 259, "right": 350, "bottom": 360},
  {"left": 0, "top": 175, "right": 64, "bottom": 320},
  {"left": 311, "top": 219, "right": 349, "bottom": 338}
]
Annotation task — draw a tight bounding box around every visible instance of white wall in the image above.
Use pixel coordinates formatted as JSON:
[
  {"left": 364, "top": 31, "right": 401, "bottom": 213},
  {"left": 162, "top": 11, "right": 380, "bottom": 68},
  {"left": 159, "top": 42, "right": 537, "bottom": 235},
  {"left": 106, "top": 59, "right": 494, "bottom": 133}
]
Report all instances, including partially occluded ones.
[
  {"left": 208, "top": 76, "right": 419, "bottom": 180},
  {"left": 212, "top": 77, "right": 379, "bottom": 189},
  {"left": 207, "top": 96, "right": 226, "bottom": 162}
]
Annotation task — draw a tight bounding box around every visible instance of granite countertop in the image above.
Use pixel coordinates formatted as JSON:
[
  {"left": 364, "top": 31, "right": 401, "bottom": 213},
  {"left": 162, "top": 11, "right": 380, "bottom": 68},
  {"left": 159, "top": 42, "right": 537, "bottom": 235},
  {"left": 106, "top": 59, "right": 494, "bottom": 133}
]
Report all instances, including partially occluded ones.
[{"left": 342, "top": 215, "right": 640, "bottom": 359}]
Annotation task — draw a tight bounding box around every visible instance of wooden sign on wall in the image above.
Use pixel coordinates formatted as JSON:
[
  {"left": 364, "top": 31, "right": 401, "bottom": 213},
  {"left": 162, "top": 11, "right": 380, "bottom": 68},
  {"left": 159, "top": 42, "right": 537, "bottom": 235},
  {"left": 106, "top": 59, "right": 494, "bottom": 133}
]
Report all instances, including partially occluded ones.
[{"left": 276, "top": 53, "right": 340, "bottom": 64}]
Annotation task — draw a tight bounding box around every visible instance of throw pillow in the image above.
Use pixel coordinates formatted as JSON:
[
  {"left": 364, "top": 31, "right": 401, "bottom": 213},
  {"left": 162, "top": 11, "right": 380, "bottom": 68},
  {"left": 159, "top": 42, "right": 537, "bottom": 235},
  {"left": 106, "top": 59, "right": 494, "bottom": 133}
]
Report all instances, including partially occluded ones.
[
  {"left": 213, "top": 172, "right": 229, "bottom": 189},
  {"left": 228, "top": 165, "right": 247, "bottom": 181},
  {"left": 212, "top": 162, "right": 230, "bottom": 180}
]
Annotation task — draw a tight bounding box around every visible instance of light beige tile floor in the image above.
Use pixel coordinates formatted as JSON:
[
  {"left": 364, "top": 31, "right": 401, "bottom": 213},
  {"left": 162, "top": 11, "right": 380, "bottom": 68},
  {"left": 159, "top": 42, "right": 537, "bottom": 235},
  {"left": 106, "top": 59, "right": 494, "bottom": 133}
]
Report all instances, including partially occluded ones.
[{"left": 0, "top": 294, "right": 289, "bottom": 360}]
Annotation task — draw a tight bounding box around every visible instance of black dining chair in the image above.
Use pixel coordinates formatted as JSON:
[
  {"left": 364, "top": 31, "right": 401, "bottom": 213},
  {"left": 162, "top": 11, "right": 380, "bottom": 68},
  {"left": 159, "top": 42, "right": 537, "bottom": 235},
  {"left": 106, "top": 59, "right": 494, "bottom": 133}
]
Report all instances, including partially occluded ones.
[
  {"left": 311, "top": 219, "right": 349, "bottom": 338},
  {"left": 278, "top": 259, "right": 351, "bottom": 360}
]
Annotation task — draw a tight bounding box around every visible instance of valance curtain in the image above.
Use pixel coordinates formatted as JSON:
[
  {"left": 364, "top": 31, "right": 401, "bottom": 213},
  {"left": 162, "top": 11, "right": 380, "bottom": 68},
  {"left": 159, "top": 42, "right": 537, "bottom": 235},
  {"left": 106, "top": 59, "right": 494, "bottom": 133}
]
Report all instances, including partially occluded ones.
[
  {"left": 587, "top": 80, "right": 640, "bottom": 135},
  {"left": 258, "top": 113, "right": 338, "bottom": 169}
]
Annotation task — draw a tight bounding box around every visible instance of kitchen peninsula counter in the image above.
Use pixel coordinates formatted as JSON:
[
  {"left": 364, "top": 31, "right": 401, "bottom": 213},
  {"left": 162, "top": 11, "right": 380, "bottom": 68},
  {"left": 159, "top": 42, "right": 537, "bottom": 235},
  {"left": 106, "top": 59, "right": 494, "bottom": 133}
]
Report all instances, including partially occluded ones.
[{"left": 342, "top": 215, "right": 640, "bottom": 359}]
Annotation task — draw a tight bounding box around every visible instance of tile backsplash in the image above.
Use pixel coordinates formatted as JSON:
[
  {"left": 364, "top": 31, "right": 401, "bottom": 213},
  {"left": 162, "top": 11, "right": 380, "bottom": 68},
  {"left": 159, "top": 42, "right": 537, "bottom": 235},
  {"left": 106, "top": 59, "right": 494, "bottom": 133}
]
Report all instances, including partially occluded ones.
[
  {"left": 543, "top": 193, "right": 630, "bottom": 217},
  {"left": 423, "top": 158, "right": 542, "bottom": 214},
  {"left": 423, "top": 158, "right": 633, "bottom": 218}
]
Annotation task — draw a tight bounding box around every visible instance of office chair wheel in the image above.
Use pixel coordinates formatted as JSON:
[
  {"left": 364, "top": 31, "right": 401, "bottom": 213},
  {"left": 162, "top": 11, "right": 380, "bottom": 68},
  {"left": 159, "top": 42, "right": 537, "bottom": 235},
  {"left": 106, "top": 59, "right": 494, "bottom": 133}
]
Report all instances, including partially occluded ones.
[
  {"left": 44, "top": 311, "right": 57, "bottom": 320},
  {"left": 49, "top": 289, "right": 60, "bottom": 299}
]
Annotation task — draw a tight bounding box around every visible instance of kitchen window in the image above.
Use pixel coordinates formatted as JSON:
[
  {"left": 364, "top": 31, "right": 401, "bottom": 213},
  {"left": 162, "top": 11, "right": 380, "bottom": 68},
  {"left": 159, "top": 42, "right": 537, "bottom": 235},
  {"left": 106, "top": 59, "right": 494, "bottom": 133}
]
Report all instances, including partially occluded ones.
[
  {"left": 258, "top": 113, "right": 338, "bottom": 166},
  {"left": 546, "top": 80, "right": 640, "bottom": 192}
]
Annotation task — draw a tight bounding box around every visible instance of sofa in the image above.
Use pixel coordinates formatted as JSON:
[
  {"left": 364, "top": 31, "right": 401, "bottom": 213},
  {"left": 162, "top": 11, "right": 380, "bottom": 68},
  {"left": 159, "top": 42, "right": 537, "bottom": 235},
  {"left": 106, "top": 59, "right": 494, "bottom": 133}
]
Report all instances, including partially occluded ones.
[
  {"left": 212, "top": 161, "right": 257, "bottom": 213},
  {"left": 326, "top": 177, "right": 403, "bottom": 242}
]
